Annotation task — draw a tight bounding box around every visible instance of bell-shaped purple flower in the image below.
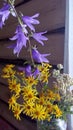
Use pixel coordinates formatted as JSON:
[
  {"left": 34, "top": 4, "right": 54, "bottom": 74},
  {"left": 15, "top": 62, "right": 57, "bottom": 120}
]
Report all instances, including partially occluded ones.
[
  {"left": 9, "top": 25, "right": 28, "bottom": 57},
  {"left": 32, "top": 31, "right": 48, "bottom": 45},
  {"left": 22, "top": 13, "right": 40, "bottom": 31},
  {"left": 18, "top": 65, "right": 32, "bottom": 77},
  {"left": 18, "top": 64, "right": 40, "bottom": 77},
  {"left": 0, "top": 3, "right": 10, "bottom": 28},
  {"left": 32, "top": 47, "right": 50, "bottom": 63}
]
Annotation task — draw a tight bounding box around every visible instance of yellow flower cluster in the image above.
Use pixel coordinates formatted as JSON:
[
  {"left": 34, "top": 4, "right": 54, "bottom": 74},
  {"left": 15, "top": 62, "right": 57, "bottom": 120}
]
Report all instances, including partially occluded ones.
[{"left": 2, "top": 63, "right": 62, "bottom": 121}]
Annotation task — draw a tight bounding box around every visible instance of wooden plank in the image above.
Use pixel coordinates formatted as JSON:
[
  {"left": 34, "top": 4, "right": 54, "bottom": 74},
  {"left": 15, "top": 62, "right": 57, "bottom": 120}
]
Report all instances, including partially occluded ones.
[
  {"left": 0, "top": 116, "right": 16, "bottom": 130},
  {"left": 0, "top": 0, "right": 24, "bottom": 8},
  {"left": 15, "top": 0, "right": 25, "bottom": 6},
  {"left": 0, "top": 100, "right": 37, "bottom": 130},
  {"left": 0, "top": 83, "right": 10, "bottom": 103},
  {"left": 0, "top": 33, "right": 64, "bottom": 65},
  {"left": 0, "top": 0, "right": 66, "bottom": 39}
]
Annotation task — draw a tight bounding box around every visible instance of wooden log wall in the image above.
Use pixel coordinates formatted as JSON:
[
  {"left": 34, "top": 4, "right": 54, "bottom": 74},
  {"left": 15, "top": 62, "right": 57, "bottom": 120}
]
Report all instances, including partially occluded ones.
[{"left": 0, "top": 0, "right": 66, "bottom": 129}]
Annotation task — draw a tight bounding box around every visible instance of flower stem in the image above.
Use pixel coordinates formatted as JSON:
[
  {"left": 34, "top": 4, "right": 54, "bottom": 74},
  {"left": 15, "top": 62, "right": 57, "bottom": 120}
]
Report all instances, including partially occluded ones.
[
  {"left": 8, "top": 0, "right": 25, "bottom": 31},
  {"left": 8, "top": 0, "right": 35, "bottom": 67},
  {"left": 28, "top": 39, "right": 35, "bottom": 67}
]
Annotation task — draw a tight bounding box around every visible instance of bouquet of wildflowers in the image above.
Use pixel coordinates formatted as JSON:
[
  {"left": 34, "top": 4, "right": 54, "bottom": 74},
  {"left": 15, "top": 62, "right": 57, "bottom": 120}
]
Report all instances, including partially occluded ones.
[
  {"left": 2, "top": 63, "right": 73, "bottom": 122},
  {"left": 0, "top": 0, "right": 73, "bottom": 126}
]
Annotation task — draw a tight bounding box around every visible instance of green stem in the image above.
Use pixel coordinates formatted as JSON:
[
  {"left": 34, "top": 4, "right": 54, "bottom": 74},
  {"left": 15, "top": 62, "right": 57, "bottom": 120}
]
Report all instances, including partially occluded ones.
[
  {"left": 8, "top": 0, "right": 25, "bottom": 32},
  {"left": 28, "top": 39, "right": 35, "bottom": 67}
]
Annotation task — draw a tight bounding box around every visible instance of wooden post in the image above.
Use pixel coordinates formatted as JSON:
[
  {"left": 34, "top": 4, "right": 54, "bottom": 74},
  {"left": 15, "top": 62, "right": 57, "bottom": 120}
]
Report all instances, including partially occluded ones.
[{"left": 64, "top": 0, "right": 73, "bottom": 130}]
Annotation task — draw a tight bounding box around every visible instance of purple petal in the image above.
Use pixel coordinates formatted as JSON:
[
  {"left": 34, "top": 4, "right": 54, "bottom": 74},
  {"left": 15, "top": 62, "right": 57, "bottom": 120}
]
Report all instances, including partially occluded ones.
[
  {"left": 31, "top": 13, "right": 39, "bottom": 18},
  {"left": 10, "top": 35, "right": 18, "bottom": 40},
  {"left": 32, "top": 48, "right": 41, "bottom": 63},
  {"left": 41, "top": 55, "right": 50, "bottom": 63},
  {"left": 31, "top": 13, "right": 40, "bottom": 24},
  {"left": 18, "top": 67, "right": 25, "bottom": 72},
  {"left": 25, "top": 65, "right": 32, "bottom": 76},
  {"left": 33, "top": 68, "right": 40, "bottom": 78},
  {"left": 42, "top": 54, "right": 50, "bottom": 57},
  {"left": 15, "top": 25, "right": 22, "bottom": 34},
  {"left": 0, "top": 19, "right": 3, "bottom": 28},
  {"left": 0, "top": 3, "right": 10, "bottom": 28},
  {"left": 13, "top": 44, "right": 22, "bottom": 56},
  {"left": 26, "top": 22, "right": 35, "bottom": 31},
  {"left": 7, "top": 43, "right": 16, "bottom": 49},
  {"left": 0, "top": 3, "right": 10, "bottom": 12}
]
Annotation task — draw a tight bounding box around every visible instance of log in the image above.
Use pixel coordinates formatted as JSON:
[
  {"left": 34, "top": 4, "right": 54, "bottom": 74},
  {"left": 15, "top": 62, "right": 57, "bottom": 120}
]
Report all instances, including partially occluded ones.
[
  {"left": 0, "top": 0, "right": 26, "bottom": 8},
  {"left": 0, "top": 82, "right": 10, "bottom": 103},
  {"left": 0, "top": 116, "right": 16, "bottom": 130}
]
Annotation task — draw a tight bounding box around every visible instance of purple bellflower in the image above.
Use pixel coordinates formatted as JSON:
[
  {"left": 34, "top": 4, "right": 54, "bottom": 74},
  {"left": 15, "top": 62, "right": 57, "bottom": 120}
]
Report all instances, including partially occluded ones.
[
  {"left": 22, "top": 13, "right": 40, "bottom": 31},
  {"left": 9, "top": 25, "right": 28, "bottom": 57},
  {"left": 18, "top": 65, "right": 32, "bottom": 77},
  {"left": 32, "top": 31, "right": 48, "bottom": 46},
  {"left": 0, "top": 3, "right": 10, "bottom": 28},
  {"left": 32, "top": 47, "right": 50, "bottom": 63},
  {"left": 18, "top": 64, "right": 40, "bottom": 77}
]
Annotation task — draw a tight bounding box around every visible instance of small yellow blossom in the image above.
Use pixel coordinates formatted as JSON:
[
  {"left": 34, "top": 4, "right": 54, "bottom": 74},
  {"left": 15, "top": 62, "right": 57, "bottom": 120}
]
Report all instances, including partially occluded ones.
[
  {"left": 46, "top": 90, "right": 55, "bottom": 101},
  {"left": 12, "top": 104, "right": 23, "bottom": 120},
  {"left": 38, "top": 92, "right": 46, "bottom": 105},
  {"left": 38, "top": 97, "right": 45, "bottom": 105},
  {"left": 46, "top": 101, "right": 53, "bottom": 114},
  {"left": 53, "top": 105, "right": 62, "bottom": 118},
  {"left": 23, "top": 101, "right": 34, "bottom": 116},
  {"left": 3, "top": 64, "right": 15, "bottom": 71},
  {"left": 25, "top": 76, "right": 38, "bottom": 86},
  {"left": 22, "top": 86, "right": 38, "bottom": 102},
  {"left": 2, "top": 70, "right": 15, "bottom": 78},
  {"left": 54, "top": 93, "right": 61, "bottom": 101},
  {"left": 40, "top": 73, "right": 50, "bottom": 83},
  {"left": 38, "top": 63, "right": 51, "bottom": 73},
  {"left": 8, "top": 79, "right": 21, "bottom": 95},
  {"left": 8, "top": 94, "right": 19, "bottom": 110},
  {"left": 2, "top": 64, "right": 15, "bottom": 78},
  {"left": 31, "top": 104, "right": 46, "bottom": 120}
]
